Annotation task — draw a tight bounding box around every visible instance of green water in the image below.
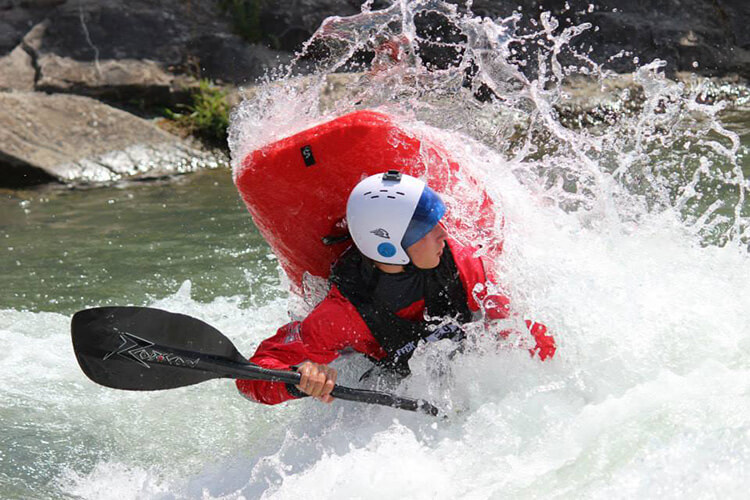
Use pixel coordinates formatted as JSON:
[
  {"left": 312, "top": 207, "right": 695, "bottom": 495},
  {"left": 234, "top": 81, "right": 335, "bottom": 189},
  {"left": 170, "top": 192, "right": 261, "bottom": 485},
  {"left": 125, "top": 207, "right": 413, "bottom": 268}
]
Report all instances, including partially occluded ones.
[
  {"left": 0, "top": 169, "right": 302, "bottom": 500},
  {"left": 0, "top": 168, "right": 283, "bottom": 314}
]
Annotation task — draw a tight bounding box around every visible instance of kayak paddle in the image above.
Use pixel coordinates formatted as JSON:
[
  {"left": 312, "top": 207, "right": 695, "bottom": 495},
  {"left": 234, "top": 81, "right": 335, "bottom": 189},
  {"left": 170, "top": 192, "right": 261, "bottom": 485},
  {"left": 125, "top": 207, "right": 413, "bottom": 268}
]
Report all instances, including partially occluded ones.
[{"left": 71, "top": 306, "right": 441, "bottom": 416}]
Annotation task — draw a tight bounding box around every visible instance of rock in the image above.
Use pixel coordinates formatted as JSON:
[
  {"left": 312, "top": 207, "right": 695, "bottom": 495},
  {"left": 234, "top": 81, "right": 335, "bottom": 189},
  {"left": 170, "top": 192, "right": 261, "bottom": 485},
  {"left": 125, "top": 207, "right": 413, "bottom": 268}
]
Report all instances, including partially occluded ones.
[
  {"left": 0, "top": 45, "right": 35, "bottom": 91},
  {"left": 37, "top": 1, "right": 208, "bottom": 65},
  {"left": 0, "top": 91, "right": 220, "bottom": 188},
  {"left": 3, "top": 0, "right": 745, "bottom": 108},
  {"left": 186, "top": 34, "right": 290, "bottom": 85},
  {"left": 0, "top": 0, "right": 63, "bottom": 55},
  {"left": 255, "top": 0, "right": 363, "bottom": 52},
  {"left": 0, "top": 0, "right": 290, "bottom": 104},
  {"left": 717, "top": 0, "right": 750, "bottom": 49},
  {"left": 463, "top": 0, "right": 750, "bottom": 78},
  {"left": 35, "top": 53, "right": 175, "bottom": 102},
  {"left": 250, "top": 0, "right": 750, "bottom": 78}
]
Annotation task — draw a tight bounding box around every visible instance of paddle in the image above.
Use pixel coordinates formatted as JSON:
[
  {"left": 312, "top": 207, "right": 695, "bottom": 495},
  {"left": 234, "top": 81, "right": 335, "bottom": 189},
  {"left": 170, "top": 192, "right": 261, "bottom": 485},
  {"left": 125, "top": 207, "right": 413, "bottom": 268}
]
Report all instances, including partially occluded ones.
[{"left": 71, "top": 306, "right": 441, "bottom": 416}]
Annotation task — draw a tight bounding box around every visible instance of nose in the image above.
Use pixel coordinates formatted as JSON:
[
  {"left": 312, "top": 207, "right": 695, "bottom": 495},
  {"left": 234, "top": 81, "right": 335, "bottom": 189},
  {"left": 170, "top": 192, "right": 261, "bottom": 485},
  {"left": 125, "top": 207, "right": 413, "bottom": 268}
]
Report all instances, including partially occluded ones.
[{"left": 435, "top": 224, "right": 448, "bottom": 240}]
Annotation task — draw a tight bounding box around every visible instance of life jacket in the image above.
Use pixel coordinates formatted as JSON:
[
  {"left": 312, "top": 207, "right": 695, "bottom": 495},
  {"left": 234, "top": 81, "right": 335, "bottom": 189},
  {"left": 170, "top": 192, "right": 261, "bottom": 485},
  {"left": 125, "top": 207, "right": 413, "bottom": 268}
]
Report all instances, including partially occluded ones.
[{"left": 329, "top": 243, "right": 473, "bottom": 373}]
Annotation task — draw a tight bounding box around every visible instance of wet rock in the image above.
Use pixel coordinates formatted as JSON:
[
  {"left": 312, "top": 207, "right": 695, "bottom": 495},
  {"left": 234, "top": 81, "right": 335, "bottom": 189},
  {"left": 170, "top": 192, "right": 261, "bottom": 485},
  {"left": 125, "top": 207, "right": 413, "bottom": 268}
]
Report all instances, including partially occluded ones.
[
  {"left": 0, "top": 91, "right": 219, "bottom": 188},
  {"left": 2, "top": 0, "right": 745, "bottom": 107},
  {"left": 187, "top": 33, "right": 287, "bottom": 86}
]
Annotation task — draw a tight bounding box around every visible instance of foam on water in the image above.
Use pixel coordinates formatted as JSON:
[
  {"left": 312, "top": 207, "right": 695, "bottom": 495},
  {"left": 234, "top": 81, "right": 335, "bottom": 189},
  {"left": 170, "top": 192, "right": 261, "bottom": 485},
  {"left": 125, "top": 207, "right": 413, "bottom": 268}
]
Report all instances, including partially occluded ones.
[
  {"left": 224, "top": 1, "right": 750, "bottom": 496},
  {"left": 3, "top": 1, "right": 750, "bottom": 498}
]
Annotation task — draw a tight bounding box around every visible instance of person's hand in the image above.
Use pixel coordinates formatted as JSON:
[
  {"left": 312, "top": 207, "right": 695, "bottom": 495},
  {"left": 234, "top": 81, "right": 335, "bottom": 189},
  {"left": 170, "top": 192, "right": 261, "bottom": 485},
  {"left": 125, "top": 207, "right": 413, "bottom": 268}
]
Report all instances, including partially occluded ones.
[
  {"left": 483, "top": 294, "right": 511, "bottom": 320},
  {"left": 295, "top": 361, "right": 338, "bottom": 403}
]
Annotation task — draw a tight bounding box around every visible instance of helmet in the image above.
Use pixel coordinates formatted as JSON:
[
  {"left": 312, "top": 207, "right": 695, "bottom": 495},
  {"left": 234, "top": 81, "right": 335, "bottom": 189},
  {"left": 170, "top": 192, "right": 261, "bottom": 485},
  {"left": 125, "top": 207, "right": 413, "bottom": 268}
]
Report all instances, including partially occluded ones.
[{"left": 346, "top": 170, "right": 446, "bottom": 264}]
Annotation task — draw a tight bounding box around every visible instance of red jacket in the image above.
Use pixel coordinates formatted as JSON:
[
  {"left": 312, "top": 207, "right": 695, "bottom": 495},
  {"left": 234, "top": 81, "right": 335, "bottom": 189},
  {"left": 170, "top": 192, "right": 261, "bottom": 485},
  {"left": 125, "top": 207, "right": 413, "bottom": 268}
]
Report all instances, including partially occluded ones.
[{"left": 236, "top": 239, "right": 555, "bottom": 405}]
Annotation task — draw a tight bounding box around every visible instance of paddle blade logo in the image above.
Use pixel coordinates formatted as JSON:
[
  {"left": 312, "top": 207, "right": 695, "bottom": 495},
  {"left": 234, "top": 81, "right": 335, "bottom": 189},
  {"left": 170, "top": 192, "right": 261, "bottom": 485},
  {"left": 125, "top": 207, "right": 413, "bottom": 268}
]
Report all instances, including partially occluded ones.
[
  {"left": 104, "top": 331, "right": 200, "bottom": 369},
  {"left": 370, "top": 228, "right": 390, "bottom": 239}
]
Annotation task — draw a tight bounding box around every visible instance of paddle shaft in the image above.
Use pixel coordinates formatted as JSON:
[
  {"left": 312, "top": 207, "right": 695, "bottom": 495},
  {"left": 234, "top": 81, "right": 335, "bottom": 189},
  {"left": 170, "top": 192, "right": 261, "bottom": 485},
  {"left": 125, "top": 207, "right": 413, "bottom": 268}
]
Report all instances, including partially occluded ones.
[{"left": 141, "top": 342, "right": 440, "bottom": 416}]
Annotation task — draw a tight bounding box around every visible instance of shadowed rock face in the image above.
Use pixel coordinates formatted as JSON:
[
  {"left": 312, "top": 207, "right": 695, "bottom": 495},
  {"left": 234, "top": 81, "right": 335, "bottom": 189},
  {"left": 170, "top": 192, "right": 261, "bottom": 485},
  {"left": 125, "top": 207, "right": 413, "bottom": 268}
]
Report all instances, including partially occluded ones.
[
  {"left": 0, "top": 92, "right": 219, "bottom": 188},
  {"left": 226, "top": 0, "right": 750, "bottom": 78},
  {"left": 0, "top": 0, "right": 290, "bottom": 105},
  {"left": 4, "top": 1, "right": 748, "bottom": 86},
  {"left": 1, "top": 0, "right": 747, "bottom": 99},
  {"left": 0, "top": 0, "right": 64, "bottom": 55},
  {"left": 461, "top": 0, "right": 750, "bottom": 78}
]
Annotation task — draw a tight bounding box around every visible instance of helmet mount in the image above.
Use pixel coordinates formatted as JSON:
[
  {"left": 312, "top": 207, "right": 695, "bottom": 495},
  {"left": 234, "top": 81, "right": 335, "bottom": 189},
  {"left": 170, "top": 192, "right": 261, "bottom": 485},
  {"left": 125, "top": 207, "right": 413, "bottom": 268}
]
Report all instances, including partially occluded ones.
[{"left": 382, "top": 170, "right": 402, "bottom": 182}]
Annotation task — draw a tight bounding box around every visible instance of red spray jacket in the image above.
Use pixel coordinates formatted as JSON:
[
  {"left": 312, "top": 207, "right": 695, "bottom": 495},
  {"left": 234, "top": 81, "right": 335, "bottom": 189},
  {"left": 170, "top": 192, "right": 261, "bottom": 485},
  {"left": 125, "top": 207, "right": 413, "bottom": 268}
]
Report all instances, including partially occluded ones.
[{"left": 236, "top": 239, "right": 555, "bottom": 405}]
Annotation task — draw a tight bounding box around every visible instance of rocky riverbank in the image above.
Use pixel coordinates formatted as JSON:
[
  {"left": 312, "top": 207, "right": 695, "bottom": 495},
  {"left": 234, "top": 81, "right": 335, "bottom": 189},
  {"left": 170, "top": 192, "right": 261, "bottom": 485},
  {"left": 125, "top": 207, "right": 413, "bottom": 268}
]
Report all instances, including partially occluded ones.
[
  {"left": 0, "top": 0, "right": 284, "bottom": 188},
  {"left": 1, "top": 0, "right": 748, "bottom": 188}
]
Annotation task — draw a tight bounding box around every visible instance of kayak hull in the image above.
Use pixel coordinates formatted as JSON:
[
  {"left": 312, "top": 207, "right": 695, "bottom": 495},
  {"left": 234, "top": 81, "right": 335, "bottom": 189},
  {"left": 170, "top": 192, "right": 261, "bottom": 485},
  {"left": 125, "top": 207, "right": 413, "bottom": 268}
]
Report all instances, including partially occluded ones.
[{"left": 235, "top": 110, "right": 499, "bottom": 290}]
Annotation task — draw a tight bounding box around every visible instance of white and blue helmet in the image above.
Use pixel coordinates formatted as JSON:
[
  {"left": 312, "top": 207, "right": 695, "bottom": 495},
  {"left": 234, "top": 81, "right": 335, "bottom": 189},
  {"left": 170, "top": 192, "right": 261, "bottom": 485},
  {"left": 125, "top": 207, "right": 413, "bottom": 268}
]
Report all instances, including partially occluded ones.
[{"left": 346, "top": 170, "right": 446, "bottom": 265}]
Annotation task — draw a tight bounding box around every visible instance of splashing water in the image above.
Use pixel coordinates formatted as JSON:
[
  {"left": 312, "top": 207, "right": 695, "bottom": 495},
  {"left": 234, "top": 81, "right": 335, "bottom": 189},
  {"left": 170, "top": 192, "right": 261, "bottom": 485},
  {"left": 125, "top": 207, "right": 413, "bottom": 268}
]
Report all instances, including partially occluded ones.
[
  {"left": 230, "top": 0, "right": 749, "bottom": 248},
  {"left": 3, "top": 1, "right": 750, "bottom": 499},
  {"left": 227, "top": 2, "right": 750, "bottom": 498}
]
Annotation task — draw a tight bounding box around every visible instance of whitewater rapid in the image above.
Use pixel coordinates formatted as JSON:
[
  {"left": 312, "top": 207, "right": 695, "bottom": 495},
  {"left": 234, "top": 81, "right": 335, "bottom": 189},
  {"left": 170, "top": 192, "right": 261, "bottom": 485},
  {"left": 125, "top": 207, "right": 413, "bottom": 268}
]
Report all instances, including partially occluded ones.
[{"left": 3, "top": 162, "right": 748, "bottom": 498}]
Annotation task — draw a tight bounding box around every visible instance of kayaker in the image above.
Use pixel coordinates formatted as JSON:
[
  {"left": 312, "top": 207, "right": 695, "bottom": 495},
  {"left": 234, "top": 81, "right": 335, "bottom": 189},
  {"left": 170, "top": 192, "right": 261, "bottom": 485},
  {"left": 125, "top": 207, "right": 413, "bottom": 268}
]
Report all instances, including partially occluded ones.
[{"left": 237, "top": 170, "right": 555, "bottom": 405}]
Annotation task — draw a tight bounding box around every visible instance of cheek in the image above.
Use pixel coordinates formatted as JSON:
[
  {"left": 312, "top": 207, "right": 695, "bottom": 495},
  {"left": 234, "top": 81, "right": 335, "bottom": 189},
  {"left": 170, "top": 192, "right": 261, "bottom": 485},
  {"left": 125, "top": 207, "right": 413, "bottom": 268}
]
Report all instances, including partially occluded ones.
[
  {"left": 430, "top": 236, "right": 444, "bottom": 253},
  {"left": 408, "top": 242, "right": 441, "bottom": 269}
]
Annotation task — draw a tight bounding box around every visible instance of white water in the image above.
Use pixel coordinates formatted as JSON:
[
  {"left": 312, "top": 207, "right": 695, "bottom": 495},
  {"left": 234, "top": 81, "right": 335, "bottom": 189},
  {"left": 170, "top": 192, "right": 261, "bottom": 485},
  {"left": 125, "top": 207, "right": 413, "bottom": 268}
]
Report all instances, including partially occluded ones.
[{"left": 4, "top": 1, "right": 750, "bottom": 498}]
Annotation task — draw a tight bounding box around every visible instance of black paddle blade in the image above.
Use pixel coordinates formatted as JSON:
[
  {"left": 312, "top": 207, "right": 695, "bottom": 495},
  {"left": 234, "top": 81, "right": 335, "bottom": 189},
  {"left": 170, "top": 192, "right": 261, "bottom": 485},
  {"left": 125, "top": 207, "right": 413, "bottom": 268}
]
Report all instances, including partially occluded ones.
[{"left": 72, "top": 306, "right": 247, "bottom": 391}]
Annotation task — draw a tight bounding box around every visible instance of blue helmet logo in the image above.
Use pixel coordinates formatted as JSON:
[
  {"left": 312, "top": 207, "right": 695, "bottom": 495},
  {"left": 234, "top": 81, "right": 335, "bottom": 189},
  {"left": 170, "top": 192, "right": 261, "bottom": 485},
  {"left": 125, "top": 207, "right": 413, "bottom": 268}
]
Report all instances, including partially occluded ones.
[{"left": 377, "top": 242, "right": 397, "bottom": 258}]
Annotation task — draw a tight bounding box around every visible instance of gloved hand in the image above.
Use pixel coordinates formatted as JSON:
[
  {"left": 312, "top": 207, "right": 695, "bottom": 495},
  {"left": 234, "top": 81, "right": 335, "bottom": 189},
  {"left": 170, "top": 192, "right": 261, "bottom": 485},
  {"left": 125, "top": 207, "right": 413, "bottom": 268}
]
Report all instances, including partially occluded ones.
[
  {"left": 482, "top": 293, "right": 556, "bottom": 361},
  {"left": 526, "top": 320, "right": 556, "bottom": 361},
  {"left": 483, "top": 294, "right": 511, "bottom": 320},
  {"left": 426, "top": 322, "right": 466, "bottom": 343}
]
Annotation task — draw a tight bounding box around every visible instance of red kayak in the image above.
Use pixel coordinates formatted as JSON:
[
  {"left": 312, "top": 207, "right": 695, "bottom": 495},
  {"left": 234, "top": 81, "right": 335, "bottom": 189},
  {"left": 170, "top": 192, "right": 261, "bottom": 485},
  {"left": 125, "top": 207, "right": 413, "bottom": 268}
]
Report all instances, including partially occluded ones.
[{"left": 235, "top": 110, "right": 501, "bottom": 291}]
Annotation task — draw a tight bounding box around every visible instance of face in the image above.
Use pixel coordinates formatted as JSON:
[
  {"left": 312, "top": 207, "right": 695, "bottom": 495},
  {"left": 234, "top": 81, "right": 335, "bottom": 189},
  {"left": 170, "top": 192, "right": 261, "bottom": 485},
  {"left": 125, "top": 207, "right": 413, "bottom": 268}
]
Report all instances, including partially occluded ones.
[{"left": 406, "top": 223, "right": 448, "bottom": 269}]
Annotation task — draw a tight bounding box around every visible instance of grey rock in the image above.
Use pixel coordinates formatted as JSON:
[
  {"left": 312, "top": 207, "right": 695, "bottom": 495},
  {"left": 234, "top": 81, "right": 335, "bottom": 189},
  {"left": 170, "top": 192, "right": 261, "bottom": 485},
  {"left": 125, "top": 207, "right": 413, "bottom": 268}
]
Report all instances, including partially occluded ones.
[
  {"left": 256, "top": 0, "right": 364, "bottom": 52},
  {"left": 19, "top": 19, "right": 179, "bottom": 102},
  {"left": 3, "top": 0, "right": 746, "bottom": 105},
  {"left": 462, "top": 0, "right": 750, "bottom": 78},
  {"left": 188, "top": 34, "right": 291, "bottom": 85},
  {"left": 0, "top": 91, "right": 220, "bottom": 187},
  {"left": 251, "top": 0, "right": 750, "bottom": 77},
  {"left": 0, "top": 44, "right": 35, "bottom": 90},
  {"left": 0, "top": 0, "right": 63, "bottom": 55},
  {"left": 2, "top": 0, "right": 288, "bottom": 102},
  {"left": 35, "top": 53, "right": 175, "bottom": 102},
  {"left": 20, "top": 17, "right": 47, "bottom": 52},
  {"left": 26, "top": 1, "right": 283, "bottom": 95},
  {"left": 40, "top": 0, "right": 208, "bottom": 65}
]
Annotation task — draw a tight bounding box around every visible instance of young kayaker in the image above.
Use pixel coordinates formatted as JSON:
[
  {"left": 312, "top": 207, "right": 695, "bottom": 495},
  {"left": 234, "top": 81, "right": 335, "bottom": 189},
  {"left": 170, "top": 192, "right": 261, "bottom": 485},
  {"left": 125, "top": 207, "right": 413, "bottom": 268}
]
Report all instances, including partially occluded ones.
[{"left": 237, "top": 170, "right": 555, "bottom": 404}]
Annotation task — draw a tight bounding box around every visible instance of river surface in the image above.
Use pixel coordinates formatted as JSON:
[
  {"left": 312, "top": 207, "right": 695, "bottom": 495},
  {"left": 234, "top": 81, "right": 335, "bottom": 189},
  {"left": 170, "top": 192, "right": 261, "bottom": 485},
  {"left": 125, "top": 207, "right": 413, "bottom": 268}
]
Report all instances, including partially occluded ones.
[{"left": 3, "top": 1, "right": 750, "bottom": 499}]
